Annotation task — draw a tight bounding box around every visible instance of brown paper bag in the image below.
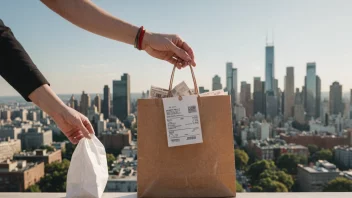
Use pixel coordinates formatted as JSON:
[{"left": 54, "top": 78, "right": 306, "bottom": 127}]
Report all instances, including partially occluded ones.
[{"left": 137, "top": 66, "right": 236, "bottom": 198}]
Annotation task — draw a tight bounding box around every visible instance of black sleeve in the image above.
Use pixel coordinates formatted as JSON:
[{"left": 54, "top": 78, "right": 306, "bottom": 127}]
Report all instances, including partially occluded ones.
[{"left": 0, "top": 19, "right": 50, "bottom": 102}]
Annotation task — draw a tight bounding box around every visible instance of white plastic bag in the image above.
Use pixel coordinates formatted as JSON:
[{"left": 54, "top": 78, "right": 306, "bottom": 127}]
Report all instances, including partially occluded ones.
[{"left": 66, "top": 135, "right": 108, "bottom": 198}]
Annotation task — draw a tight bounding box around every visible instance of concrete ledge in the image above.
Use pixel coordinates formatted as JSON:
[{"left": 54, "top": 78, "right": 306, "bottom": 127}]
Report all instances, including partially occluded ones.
[{"left": 1, "top": 193, "right": 352, "bottom": 198}]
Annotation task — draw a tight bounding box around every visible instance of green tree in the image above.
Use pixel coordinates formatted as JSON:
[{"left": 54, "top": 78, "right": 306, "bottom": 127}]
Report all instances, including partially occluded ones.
[
  {"left": 257, "top": 178, "right": 288, "bottom": 192},
  {"left": 27, "top": 184, "right": 41, "bottom": 192},
  {"left": 259, "top": 169, "right": 294, "bottom": 190},
  {"left": 316, "top": 149, "right": 333, "bottom": 162},
  {"left": 106, "top": 153, "right": 116, "bottom": 171},
  {"left": 236, "top": 180, "right": 244, "bottom": 192},
  {"left": 246, "top": 160, "right": 276, "bottom": 182},
  {"left": 235, "top": 149, "right": 249, "bottom": 170},
  {"left": 251, "top": 186, "right": 263, "bottom": 192},
  {"left": 323, "top": 177, "right": 352, "bottom": 192},
  {"left": 39, "top": 159, "right": 70, "bottom": 192},
  {"left": 277, "top": 154, "right": 307, "bottom": 175},
  {"left": 307, "top": 144, "right": 319, "bottom": 154}
]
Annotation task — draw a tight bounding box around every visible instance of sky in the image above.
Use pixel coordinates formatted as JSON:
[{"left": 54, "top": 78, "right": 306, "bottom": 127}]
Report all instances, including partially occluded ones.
[{"left": 0, "top": 0, "right": 351, "bottom": 97}]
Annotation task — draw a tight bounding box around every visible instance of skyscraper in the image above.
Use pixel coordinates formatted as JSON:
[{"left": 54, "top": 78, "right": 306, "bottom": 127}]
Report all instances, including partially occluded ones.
[
  {"left": 68, "top": 95, "right": 78, "bottom": 110},
  {"left": 80, "top": 91, "right": 90, "bottom": 116},
  {"left": 240, "top": 82, "right": 252, "bottom": 117},
  {"left": 329, "top": 82, "right": 343, "bottom": 115},
  {"left": 232, "top": 68, "right": 238, "bottom": 103},
  {"left": 113, "top": 74, "right": 131, "bottom": 121},
  {"left": 103, "top": 85, "right": 111, "bottom": 119},
  {"left": 226, "top": 62, "right": 233, "bottom": 94},
  {"left": 253, "top": 77, "right": 264, "bottom": 115},
  {"left": 94, "top": 94, "right": 101, "bottom": 113},
  {"left": 284, "top": 67, "right": 295, "bottom": 119},
  {"left": 294, "top": 88, "right": 305, "bottom": 124},
  {"left": 265, "top": 45, "right": 275, "bottom": 92},
  {"left": 212, "top": 75, "right": 222, "bottom": 91},
  {"left": 316, "top": 76, "right": 321, "bottom": 118},
  {"left": 305, "top": 63, "right": 317, "bottom": 119}
]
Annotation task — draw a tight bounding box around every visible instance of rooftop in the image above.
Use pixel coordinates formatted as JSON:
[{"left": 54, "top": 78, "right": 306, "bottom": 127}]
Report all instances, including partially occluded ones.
[
  {"left": 1, "top": 192, "right": 352, "bottom": 198},
  {"left": 299, "top": 160, "right": 339, "bottom": 173}
]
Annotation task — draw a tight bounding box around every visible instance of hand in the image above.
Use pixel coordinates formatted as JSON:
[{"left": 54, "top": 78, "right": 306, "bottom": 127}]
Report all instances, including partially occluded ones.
[
  {"left": 52, "top": 106, "right": 94, "bottom": 144},
  {"left": 142, "top": 32, "right": 196, "bottom": 69}
]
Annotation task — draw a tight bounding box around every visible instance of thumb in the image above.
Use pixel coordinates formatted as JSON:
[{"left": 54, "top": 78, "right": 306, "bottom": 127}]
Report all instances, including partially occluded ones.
[
  {"left": 77, "top": 119, "right": 91, "bottom": 139},
  {"left": 169, "top": 42, "right": 192, "bottom": 63}
]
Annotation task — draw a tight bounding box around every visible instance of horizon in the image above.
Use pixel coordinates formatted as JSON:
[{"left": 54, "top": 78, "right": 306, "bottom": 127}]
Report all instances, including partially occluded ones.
[{"left": 1, "top": 0, "right": 352, "bottom": 97}]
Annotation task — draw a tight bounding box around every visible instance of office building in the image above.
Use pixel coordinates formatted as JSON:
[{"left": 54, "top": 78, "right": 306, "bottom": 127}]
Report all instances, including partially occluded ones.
[
  {"left": 305, "top": 63, "right": 317, "bottom": 119},
  {"left": 226, "top": 62, "right": 233, "bottom": 94},
  {"left": 294, "top": 88, "right": 305, "bottom": 124},
  {"left": 113, "top": 74, "right": 131, "bottom": 121},
  {"left": 68, "top": 95, "right": 78, "bottom": 111},
  {"left": 240, "top": 82, "right": 253, "bottom": 116},
  {"left": 0, "top": 160, "right": 44, "bottom": 192},
  {"left": 253, "top": 77, "right": 264, "bottom": 114},
  {"left": 329, "top": 82, "right": 343, "bottom": 115},
  {"left": 103, "top": 85, "right": 111, "bottom": 119},
  {"left": 27, "top": 111, "right": 37, "bottom": 121},
  {"left": 232, "top": 68, "right": 238, "bottom": 103},
  {"left": 266, "top": 91, "right": 277, "bottom": 119},
  {"left": 249, "top": 138, "right": 308, "bottom": 161},
  {"left": 20, "top": 127, "right": 52, "bottom": 150},
  {"left": 297, "top": 160, "right": 340, "bottom": 192},
  {"left": 0, "top": 139, "right": 21, "bottom": 162},
  {"left": 199, "top": 86, "right": 209, "bottom": 94},
  {"left": 13, "top": 149, "right": 62, "bottom": 165},
  {"left": 334, "top": 146, "right": 352, "bottom": 169},
  {"left": 99, "top": 129, "right": 132, "bottom": 152},
  {"left": 0, "top": 110, "right": 11, "bottom": 121},
  {"left": 212, "top": 75, "right": 222, "bottom": 91},
  {"left": 265, "top": 45, "right": 275, "bottom": 92},
  {"left": 93, "top": 94, "right": 102, "bottom": 113},
  {"left": 106, "top": 176, "right": 137, "bottom": 192},
  {"left": 316, "top": 76, "right": 321, "bottom": 118},
  {"left": 284, "top": 67, "right": 295, "bottom": 119},
  {"left": 260, "top": 121, "right": 270, "bottom": 140},
  {"left": 253, "top": 77, "right": 264, "bottom": 115},
  {"left": 0, "top": 125, "right": 22, "bottom": 139},
  {"left": 280, "top": 131, "right": 352, "bottom": 149},
  {"left": 80, "top": 91, "right": 91, "bottom": 116}
]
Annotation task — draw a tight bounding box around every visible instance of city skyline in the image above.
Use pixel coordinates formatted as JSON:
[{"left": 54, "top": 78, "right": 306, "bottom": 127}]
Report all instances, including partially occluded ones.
[{"left": 1, "top": 1, "right": 352, "bottom": 96}]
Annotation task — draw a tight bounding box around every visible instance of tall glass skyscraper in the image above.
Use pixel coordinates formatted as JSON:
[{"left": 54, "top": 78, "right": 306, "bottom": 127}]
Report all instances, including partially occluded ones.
[
  {"left": 226, "top": 62, "right": 233, "bottom": 94},
  {"left": 306, "top": 63, "right": 317, "bottom": 118},
  {"left": 265, "top": 46, "right": 275, "bottom": 92},
  {"left": 113, "top": 73, "right": 131, "bottom": 121},
  {"left": 232, "top": 68, "right": 238, "bottom": 103}
]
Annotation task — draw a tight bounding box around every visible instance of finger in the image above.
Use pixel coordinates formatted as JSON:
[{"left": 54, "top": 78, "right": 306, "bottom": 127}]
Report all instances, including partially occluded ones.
[
  {"left": 83, "top": 119, "right": 95, "bottom": 135},
  {"left": 77, "top": 119, "right": 91, "bottom": 139},
  {"left": 71, "top": 134, "right": 84, "bottom": 144},
  {"left": 173, "top": 56, "right": 188, "bottom": 68},
  {"left": 169, "top": 42, "right": 192, "bottom": 63},
  {"left": 179, "top": 42, "right": 196, "bottom": 66}
]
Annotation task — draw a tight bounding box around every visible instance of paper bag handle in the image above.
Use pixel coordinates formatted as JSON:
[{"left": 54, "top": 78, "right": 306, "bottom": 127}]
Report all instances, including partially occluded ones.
[{"left": 168, "top": 65, "right": 199, "bottom": 97}]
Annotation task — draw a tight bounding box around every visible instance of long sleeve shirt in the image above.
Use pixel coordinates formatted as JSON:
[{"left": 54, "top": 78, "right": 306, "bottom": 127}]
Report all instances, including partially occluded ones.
[{"left": 0, "top": 19, "right": 49, "bottom": 101}]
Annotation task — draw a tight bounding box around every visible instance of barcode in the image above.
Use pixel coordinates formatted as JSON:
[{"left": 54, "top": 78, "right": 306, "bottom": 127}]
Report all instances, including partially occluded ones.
[
  {"left": 171, "top": 139, "right": 180, "bottom": 142},
  {"left": 188, "top": 105, "right": 197, "bottom": 113},
  {"left": 187, "top": 136, "right": 196, "bottom": 140}
]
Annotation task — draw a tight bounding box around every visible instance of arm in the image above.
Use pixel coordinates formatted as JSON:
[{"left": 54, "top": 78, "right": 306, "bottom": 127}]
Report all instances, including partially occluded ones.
[
  {"left": 40, "top": 0, "right": 138, "bottom": 46},
  {"left": 40, "top": 0, "right": 196, "bottom": 67}
]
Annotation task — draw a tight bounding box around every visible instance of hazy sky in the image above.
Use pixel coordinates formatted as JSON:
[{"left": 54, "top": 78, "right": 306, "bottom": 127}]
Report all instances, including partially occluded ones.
[{"left": 0, "top": 0, "right": 351, "bottom": 96}]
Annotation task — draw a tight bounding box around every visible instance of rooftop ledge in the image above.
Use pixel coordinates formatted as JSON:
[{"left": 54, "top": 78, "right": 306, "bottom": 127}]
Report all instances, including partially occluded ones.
[{"left": 1, "top": 193, "right": 352, "bottom": 198}]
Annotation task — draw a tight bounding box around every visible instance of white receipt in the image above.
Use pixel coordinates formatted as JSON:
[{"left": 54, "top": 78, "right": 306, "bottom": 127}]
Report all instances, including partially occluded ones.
[
  {"left": 162, "top": 95, "right": 203, "bottom": 147},
  {"left": 199, "top": 89, "right": 226, "bottom": 97}
]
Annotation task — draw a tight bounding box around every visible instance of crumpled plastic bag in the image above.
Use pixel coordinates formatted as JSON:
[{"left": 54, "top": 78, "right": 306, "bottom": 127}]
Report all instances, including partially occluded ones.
[{"left": 66, "top": 135, "right": 108, "bottom": 198}]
